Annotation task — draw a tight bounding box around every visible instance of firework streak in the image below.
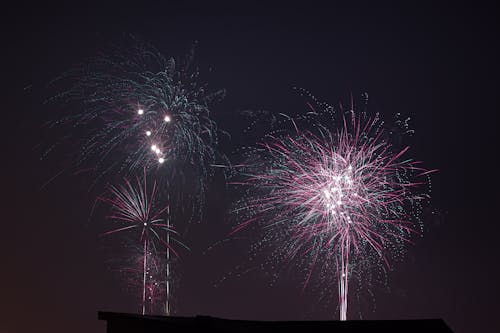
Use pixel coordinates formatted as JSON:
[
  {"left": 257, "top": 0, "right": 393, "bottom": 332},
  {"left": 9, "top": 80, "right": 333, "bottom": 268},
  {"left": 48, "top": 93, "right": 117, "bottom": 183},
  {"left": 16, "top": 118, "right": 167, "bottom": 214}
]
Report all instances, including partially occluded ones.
[{"left": 232, "top": 108, "right": 434, "bottom": 320}]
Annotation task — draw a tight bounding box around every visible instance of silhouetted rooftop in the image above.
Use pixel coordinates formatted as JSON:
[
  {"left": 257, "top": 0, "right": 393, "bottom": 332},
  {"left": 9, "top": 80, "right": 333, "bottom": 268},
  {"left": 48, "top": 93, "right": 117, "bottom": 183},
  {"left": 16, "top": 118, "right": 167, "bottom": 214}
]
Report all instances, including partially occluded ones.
[{"left": 99, "top": 311, "right": 454, "bottom": 332}]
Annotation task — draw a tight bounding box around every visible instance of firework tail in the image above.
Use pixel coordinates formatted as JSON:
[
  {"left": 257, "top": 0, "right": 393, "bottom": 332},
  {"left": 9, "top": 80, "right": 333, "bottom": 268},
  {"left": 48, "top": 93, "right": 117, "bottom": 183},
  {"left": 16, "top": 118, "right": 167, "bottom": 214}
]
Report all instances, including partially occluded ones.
[
  {"left": 165, "top": 189, "right": 171, "bottom": 316},
  {"left": 142, "top": 238, "right": 148, "bottom": 315},
  {"left": 339, "top": 238, "right": 350, "bottom": 320}
]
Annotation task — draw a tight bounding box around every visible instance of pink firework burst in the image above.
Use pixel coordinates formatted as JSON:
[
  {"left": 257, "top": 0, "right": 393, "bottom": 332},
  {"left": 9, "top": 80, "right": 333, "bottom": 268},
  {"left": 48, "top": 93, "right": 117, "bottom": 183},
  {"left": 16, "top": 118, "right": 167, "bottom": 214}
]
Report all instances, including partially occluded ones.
[{"left": 232, "top": 109, "right": 434, "bottom": 320}]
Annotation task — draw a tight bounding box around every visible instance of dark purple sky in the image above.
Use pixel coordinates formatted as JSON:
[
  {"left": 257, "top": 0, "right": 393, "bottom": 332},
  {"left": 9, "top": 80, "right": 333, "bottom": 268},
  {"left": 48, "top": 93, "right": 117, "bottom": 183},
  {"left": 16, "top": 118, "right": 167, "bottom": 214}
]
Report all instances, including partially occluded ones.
[{"left": 1, "top": 2, "right": 498, "bottom": 333}]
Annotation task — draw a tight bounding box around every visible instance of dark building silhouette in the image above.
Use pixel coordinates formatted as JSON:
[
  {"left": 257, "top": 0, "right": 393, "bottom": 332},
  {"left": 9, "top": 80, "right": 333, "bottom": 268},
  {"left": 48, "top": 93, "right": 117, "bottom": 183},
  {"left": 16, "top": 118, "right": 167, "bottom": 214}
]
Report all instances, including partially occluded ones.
[{"left": 99, "top": 312, "right": 454, "bottom": 333}]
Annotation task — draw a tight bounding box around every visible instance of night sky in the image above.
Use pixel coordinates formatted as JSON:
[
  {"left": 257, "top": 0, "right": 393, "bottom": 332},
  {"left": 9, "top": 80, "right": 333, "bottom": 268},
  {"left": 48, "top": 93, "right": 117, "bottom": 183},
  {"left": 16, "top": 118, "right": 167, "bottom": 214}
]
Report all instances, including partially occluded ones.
[{"left": 2, "top": 2, "right": 499, "bottom": 333}]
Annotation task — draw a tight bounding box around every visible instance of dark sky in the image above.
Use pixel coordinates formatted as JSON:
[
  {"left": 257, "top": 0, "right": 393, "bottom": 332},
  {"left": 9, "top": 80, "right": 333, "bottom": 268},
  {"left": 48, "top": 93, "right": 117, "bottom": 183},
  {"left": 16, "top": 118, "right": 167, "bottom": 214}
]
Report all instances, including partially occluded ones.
[{"left": 1, "top": 2, "right": 498, "bottom": 333}]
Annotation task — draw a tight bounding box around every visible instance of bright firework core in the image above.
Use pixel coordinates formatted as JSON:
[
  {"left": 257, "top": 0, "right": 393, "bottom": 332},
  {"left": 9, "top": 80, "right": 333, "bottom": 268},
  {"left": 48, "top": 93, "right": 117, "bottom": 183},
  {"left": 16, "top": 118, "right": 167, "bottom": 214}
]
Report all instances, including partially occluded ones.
[
  {"left": 140, "top": 110, "right": 172, "bottom": 164},
  {"left": 321, "top": 165, "right": 356, "bottom": 224}
]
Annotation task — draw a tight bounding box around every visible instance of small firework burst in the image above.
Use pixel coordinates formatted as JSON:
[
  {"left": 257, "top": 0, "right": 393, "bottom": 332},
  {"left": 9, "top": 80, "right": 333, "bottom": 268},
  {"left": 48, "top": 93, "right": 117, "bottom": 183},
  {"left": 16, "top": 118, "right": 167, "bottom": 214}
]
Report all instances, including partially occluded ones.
[
  {"left": 231, "top": 96, "right": 434, "bottom": 320},
  {"left": 99, "top": 173, "right": 187, "bottom": 315}
]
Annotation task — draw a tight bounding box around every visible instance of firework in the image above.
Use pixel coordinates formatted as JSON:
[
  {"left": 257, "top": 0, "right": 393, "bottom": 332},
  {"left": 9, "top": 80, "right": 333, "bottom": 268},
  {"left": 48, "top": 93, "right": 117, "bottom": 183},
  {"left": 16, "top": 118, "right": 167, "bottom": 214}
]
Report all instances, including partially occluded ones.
[
  {"left": 48, "top": 38, "right": 225, "bottom": 207},
  {"left": 46, "top": 39, "right": 224, "bottom": 315},
  {"left": 232, "top": 99, "right": 434, "bottom": 320},
  {"left": 99, "top": 173, "right": 186, "bottom": 315}
]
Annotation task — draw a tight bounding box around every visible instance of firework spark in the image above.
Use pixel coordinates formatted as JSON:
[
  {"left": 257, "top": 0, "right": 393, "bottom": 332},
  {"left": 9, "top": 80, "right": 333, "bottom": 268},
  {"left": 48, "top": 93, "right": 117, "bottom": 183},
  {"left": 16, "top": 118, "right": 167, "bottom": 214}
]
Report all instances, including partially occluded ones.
[
  {"left": 99, "top": 173, "right": 186, "bottom": 315},
  {"left": 232, "top": 103, "right": 434, "bottom": 320}
]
